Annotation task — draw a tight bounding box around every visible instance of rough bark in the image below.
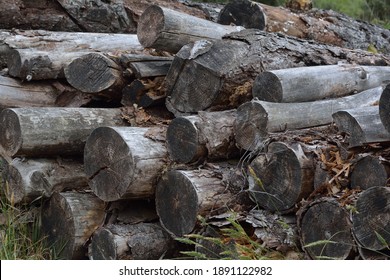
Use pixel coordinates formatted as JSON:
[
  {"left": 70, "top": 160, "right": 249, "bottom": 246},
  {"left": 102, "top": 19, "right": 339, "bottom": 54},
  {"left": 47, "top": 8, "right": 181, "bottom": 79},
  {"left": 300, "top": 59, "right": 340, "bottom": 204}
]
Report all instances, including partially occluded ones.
[
  {"left": 166, "top": 109, "right": 240, "bottom": 163},
  {"left": 379, "top": 83, "right": 390, "bottom": 133},
  {"left": 84, "top": 126, "right": 168, "bottom": 202},
  {"left": 41, "top": 192, "right": 106, "bottom": 259},
  {"left": 2, "top": 157, "right": 87, "bottom": 204},
  {"left": 0, "top": 107, "right": 125, "bottom": 157},
  {"left": 121, "top": 77, "right": 166, "bottom": 108},
  {"left": 165, "top": 29, "right": 390, "bottom": 115},
  {"left": 252, "top": 64, "right": 390, "bottom": 102},
  {"left": 136, "top": 5, "right": 244, "bottom": 53},
  {"left": 235, "top": 86, "right": 383, "bottom": 151}
]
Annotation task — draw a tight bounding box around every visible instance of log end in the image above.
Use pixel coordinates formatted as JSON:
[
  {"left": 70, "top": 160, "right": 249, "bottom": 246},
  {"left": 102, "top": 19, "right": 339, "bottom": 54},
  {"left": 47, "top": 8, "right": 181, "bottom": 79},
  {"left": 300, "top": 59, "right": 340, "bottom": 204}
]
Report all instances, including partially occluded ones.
[
  {"left": 0, "top": 108, "right": 22, "bottom": 157},
  {"left": 137, "top": 5, "right": 165, "bottom": 49},
  {"left": 350, "top": 156, "right": 388, "bottom": 190},
  {"left": 379, "top": 84, "right": 390, "bottom": 133},
  {"left": 3, "top": 162, "right": 25, "bottom": 204},
  {"left": 252, "top": 72, "right": 283, "bottom": 102},
  {"left": 7, "top": 49, "right": 23, "bottom": 79},
  {"left": 332, "top": 110, "right": 364, "bottom": 148},
  {"left": 89, "top": 228, "right": 117, "bottom": 260}
]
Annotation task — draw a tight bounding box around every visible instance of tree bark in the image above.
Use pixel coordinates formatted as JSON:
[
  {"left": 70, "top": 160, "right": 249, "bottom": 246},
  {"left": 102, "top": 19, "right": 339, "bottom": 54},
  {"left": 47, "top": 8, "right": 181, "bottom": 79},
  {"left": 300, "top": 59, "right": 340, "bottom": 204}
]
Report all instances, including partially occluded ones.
[
  {"left": 252, "top": 64, "right": 390, "bottom": 103},
  {"left": 0, "top": 107, "right": 125, "bottom": 157},
  {"left": 121, "top": 77, "right": 166, "bottom": 108},
  {"left": 166, "top": 109, "right": 240, "bottom": 163},
  {"left": 41, "top": 192, "right": 106, "bottom": 260},
  {"left": 379, "top": 83, "right": 390, "bottom": 133},
  {"left": 165, "top": 29, "right": 390, "bottom": 115},
  {"left": 84, "top": 126, "right": 168, "bottom": 202},
  {"left": 332, "top": 106, "right": 390, "bottom": 148},
  {"left": 2, "top": 157, "right": 87, "bottom": 204},
  {"left": 136, "top": 5, "right": 244, "bottom": 53},
  {"left": 235, "top": 86, "right": 383, "bottom": 151},
  {"left": 88, "top": 223, "right": 174, "bottom": 260}
]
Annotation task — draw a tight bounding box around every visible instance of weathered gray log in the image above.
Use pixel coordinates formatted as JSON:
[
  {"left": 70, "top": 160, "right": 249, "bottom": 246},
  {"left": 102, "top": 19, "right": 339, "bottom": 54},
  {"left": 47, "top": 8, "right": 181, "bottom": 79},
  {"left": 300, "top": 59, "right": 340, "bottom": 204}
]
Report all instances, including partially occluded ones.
[
  {"left": 350, "top": 155, "right": 390, "bottom": 191},
  {"left": 137, "top": 5, "right": 244, "bottom": 53},
  {"left": 333, "top": 106, "right": 390, "bottom": 148},
  {"left": 253, "top": 64, "right": 390, "bottom": 102},
  {"left": 41, "top": 192, "right": 106, "bottom": 259},
  {"left": 84, "top": 126, "right": 167, "bottom": 202},
  {"left": 2, "top": 157, "right": 87, "bottom": 204},
  {"left": 235, "top": 86, "right": 383, "bottom": 151},
  {"left": 217, "top": 0, "right": 390, "bottom": 54},
  {"left": 298, "top": 197, "right": 356, "bottom": 260},
  {"left": 166, "top": 109, "right": 240, "bottom": 163},
  {"left": 128, "top": 60, "right": 172, "bottom": 78},
  {"left": 88, "top": 223, "right": 174, "bottom": 260},
  {"left": 121, "top": 77, "right": 166, "bottom": 108},
  {"left": 0, "top": 108, "right": 125, "bottom": 157},
  {"left": 165, "top": 29, "right": 390, "bottom": 115},
  {"left": 352, "top": 186, "right": 390, "bottom": 253},
  {"left": 379, "top": 83, "right": 390, "bottom": 133},
  {"left": 248, "top": 141, "right": 315, "bottom": 213}
]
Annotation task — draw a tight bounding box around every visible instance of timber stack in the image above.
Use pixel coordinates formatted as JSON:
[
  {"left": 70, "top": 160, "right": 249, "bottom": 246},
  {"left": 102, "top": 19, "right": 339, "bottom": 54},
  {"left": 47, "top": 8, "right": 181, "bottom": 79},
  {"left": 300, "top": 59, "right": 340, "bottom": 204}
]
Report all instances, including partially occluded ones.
[{"left": 0, "top": 0, "right": 390, "bottom": 260}]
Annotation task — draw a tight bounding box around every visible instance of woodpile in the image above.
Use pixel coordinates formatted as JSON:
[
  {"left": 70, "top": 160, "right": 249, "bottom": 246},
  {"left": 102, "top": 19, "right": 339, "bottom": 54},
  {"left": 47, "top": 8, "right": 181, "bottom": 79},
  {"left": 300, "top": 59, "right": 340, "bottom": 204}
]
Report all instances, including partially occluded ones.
[{"left": 1, "top": 0, "right": 390, "bottom": 260}]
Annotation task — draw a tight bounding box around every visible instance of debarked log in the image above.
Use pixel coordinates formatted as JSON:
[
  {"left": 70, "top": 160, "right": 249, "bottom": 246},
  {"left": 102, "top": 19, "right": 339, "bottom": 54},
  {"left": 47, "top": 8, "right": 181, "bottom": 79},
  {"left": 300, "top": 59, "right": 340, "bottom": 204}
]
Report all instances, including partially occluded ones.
[
  {"left": 0, "top": 107, "right": 125, "bottom": 157},
  {"left": 136, "top": 5, "right": 244, "bottom": 53},
  {"left": 2, "top": 157, "right": 87, "bottom": 204},
  {"left": 235, "top": 86, "right": 383, "bottom": 151},
  {"left": 252, "top": 64, "right": 390, "bottom": 103},
  {"left": 84, "top": 126, "right": 168, "bottom": 202},
  {"left": 41, "top": 192, "right": 106, "bottom": 259},
  {"left": 166, "top": 109, "right": 240, "bottom": 163}
]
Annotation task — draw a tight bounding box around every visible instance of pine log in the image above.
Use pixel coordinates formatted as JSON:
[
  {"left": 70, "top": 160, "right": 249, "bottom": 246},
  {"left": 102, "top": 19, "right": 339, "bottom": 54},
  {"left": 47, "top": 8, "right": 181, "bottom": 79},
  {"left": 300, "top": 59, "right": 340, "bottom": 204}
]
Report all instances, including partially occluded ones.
[
  {"left": 352, "top": 186, "right": 390, "bottom": 254},
  {"left": 84, "top": 126, "right": 167, "bottom": 202},
  {"left": 88, "top": 223, "right": 174, "bottom": 260},
  {"left": 136, "top": 5, "right": 244, "bottom": 53},
  {"left": 0, "top": 108, "right": 125, "bottom": 157},
  {"left": 350, "top": 155, "right": 390, "bottom": 191},
  {"left": 379, "top": 83, "right": 390, "bottom": 133},
  {"left": 41, "top": 192, "right": 106, "bottom": 260},
  {"left": 2, "top": 157, "right": 87, "bottom": 204},
  {"left": 297, "top": 197, "right": 356, "bottom": 260},
  {"left": 217, "top": 0, "right": 390, "bottom": 54},
  {"left": 166, "top": 109, "right": 240, "bottom": 163},
  {"left": 235, "top": 86, "right": 383, "bottom": 151},
  {"left": 121, "top": 77, "right": 166, "bottom": 108},
  {"left": 333, "top": 106, "right": 390, "bottom": 148},
  {"left": 252, "top": 64, "right": 390, "bottom": 103},
  {"left": 165, "top": 29, "right": 390, "bottom": 115}
]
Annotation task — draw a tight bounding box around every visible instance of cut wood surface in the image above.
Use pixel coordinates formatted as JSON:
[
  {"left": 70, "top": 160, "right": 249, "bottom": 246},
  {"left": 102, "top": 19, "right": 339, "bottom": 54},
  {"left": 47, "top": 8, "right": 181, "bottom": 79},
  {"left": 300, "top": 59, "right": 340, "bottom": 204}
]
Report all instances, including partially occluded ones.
[
  {"left": 84, "top": 126, "right": 167, "bottom": 202},
  {"left": 252, "top": 64, "right": 390, "bottom": 102},
  {"left": 41, "top": 192, "right": 106, "bottom": 259},
  {"left": 166, "top": 109, "right": 240, "bottom": 163},
  {"left": 379, "top": 83, "right": 390, "bottom": 133},
  {"left": 235, "top": 86, "right": 383, "bottom": 151},
  {"left": 121, "top": 77, "right": 166, "bottom": 108},
  {"left": 165, "top": 29, "right": 390, "bottom": 115},
  {"left": 0, "top": 108, "right": 125, "bottom": 157},
  {"left": 3, "top": 157, "right": 87, "bottom": 204},
  {"left": 333, "top": 106, "right": 390, "bottom": 148},
  {"left": 137, "top": 5, "right": 244, "bottom": 53}
]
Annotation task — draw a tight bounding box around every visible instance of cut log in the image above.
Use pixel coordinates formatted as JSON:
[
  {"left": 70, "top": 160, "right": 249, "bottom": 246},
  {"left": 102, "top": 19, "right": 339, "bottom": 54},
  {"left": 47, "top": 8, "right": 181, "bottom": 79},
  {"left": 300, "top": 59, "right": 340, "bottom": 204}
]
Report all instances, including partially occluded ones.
[
  {"left": 2, "top": 157, "right": 87, "bottom": 204},
  {"left": 0, "top": 107, "right": 125, "bottom": 157},
  {"left": 217, "top": 0, "right": 390, "bottom": 54},
  {"left": 297, "top": 197, "right": 356, "bottom": 260},
  {"left": 352, "top": 186, "right": 390, "bottom": 254},
  {"left": 248, "top": 142, "right": 315, "bottom": 213},
  {"left": 332, "top": 106, "right": 390, "bottom": 148},
  {"left": 235, "top": 86, "right": 383, "bottom": 151},
  {"left": 379, "top": 83, "right": 390, "bottom": 133},
  {"left": 121, "top": 77, "right": 166, "bottom": 108},
  {"left": 84, "top": 126, "right": 168, "bottom": 202},
  {"left": 128, "top": 60, "right": 172, "bottom": 79},
  {"left": 136, "top": 5, "right": 244, "bottom": 53},
  {"left": 350, "top": 155, "right": 390, "bottom": 191},
  {"left": 166, "top": 109, "right": 240, "bottom": 163},
  {"left": 88, "top": 223, "right": 174, "bottom": 260},
  {"left": 41, "top": 192, "right": 106, "bottom": 260},
  {"left": 165, "top": 29, "right": 390, "bottom": 115},
  {"left": 252, "top": 64, "right": 390, "bottom": 103}
]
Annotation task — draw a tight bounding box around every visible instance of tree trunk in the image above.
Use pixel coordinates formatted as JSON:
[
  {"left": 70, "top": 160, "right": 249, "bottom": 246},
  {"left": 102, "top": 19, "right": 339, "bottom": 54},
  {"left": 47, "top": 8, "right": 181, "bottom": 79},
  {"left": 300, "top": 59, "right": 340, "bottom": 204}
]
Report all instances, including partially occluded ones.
[
  {"left": 136, "top": 5, "right": 244, "bottom": 53},
  {"left": 332, "top": 106, "right": 390, "bottom": 148},
  {"left": 0, "top": 107, "right": 125, "bottom": 157},
  {"left": 252, "top": 64, "right": 390, "bottom": 103},
  {"left": 166, "top": 109, "right": 240, "bottom": 163},
  {"left": 121, "top": 77, "right": 166, "bottom": 108},
  {"left": 379, "top": 83, "right": 390, "bottom": 133},
  {"left": 2, "top": 157, "right": 87, "bottom": 204},
  {"left": 165, "top": 29, "right": 390, "bottom": 115},
  {"left": 41, "top": 192, "right": 106, "bottom": 260},
  {"left": 88, "top": 223, "right": 174, "bottom": 260},
  {"left": 217, "top": 0, "right": 390, "bottom": 54},
  {"left": 234, "top": 86, "right": 383, "bottom": 151},
  {"left": 84, "top": 126, "right": 168, "bottom": 202},
  {"left": 297, "top": 197, "right": 356, "bottom": 260}
]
